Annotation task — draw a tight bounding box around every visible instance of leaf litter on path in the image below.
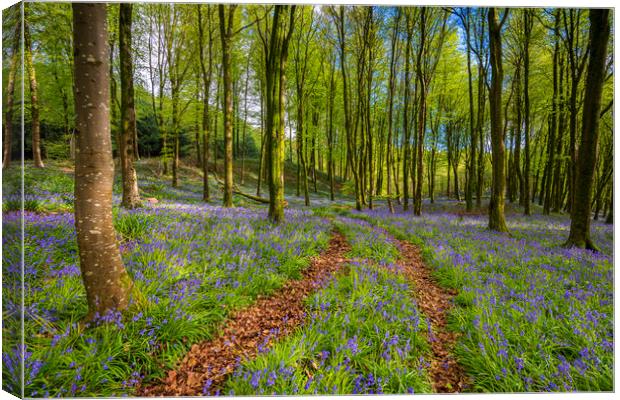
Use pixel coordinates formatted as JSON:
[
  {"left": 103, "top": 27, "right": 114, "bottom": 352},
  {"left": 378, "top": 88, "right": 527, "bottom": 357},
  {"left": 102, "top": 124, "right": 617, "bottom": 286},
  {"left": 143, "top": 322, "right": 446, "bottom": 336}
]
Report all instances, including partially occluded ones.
[
  {"left": 138, "top": 232, "right": 351, "bottom": 396},
  {"left": 393, "top": 238, "right": 469, "bottom": 393}
]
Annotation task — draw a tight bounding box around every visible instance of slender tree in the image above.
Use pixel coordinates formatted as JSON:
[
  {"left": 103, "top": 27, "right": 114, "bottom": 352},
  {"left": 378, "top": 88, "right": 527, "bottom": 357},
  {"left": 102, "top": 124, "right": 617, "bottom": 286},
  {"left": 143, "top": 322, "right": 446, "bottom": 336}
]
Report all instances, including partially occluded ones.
[
  {"left": 385, "top": 8, "right": 401, "bottom": 213},
  {"left": 413, "top": 7, "right": 448, "bottom": 216},
  {"left": 25, "top": 6, "right": 44, "bottom": 168},
  {"left": 72, "top": 3, "right": 138, "bottom": 319},
  {"left": 332, "top": 6, "right": 361, "bottom": 211},
  {"left": 455, "top": 8, "right": 477, "bottom": 211},
  {"left": 487, "top": 8, "right": 509, "bottom": 232},
  {"left": 522, "top": 9, "right": 533, "bottom": 215},
  {"left": 119, "top": 3, "right": 141, "bottom": 209},
  {"left": 219, "top": 4, "right": 236, "bottom": 207},
  {"left": 2, "top": 14, "right": 20, "bottom": 169},
  {"left": 198, "top": 4, "right": 215, "bottom": 202}
]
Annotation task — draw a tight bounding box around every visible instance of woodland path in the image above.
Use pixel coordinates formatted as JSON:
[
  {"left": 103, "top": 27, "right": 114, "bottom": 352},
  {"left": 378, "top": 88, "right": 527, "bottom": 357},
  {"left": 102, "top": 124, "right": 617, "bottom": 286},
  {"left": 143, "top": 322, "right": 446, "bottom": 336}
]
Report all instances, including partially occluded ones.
[
  {"left": 391, "top": 236, "right": 469, "bottom": 392},
  {"left": 138, "top": 221, "right": 467, "bottom": 395},
  {"left": 138, "top": 232, "right": 351, "bottom": 396}
]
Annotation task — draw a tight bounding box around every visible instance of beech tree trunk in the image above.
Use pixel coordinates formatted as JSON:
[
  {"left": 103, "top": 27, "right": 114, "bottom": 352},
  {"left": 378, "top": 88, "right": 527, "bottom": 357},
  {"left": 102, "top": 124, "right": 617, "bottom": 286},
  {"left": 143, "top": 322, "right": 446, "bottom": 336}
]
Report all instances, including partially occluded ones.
[
  {"left": 198, "top": 5, "right": 214, "bottom": 202},
  {"left": 72, "top": 3, "right": 137, "bottom": 319},
  {"left": 385, "top": 9, "right": 400, "bottom": 213},
  {"left": 464, "top": 9, "right": 476, "bottom": 211},
  {"left": 335, "top": 6, "right": 361, "bottom": 211},
  {"left": 327, "top": 54, "right": 336, "bottom": 201},
  {"left": 265, "top": 5, "right": 296, "bottom": 224},
  {"left": 24, "top": 12, "right": 44, "bottom": 168},
  {"left": 219, "top": 5, "right": 236, "bottom": 207},
  {"left": 402, "top": 14, "right": 413, "bottom": 212},
  {"left": 487, "top": 8, "right": 509, "bottom": 233},
  {"left": 564, "top": 9, "right": 610, "bottom": 250},
  {"left": 413, "top": 8, "right": 427, "bottom": 216},
  {"left": 522, "top": 9, "right": 532, "bottom": 215},
  {"left": 119, "top": 3, "right": 141, "bottom": 209},
  {"left": 2, "top": 17, "right": 20, "bottom": 170}
]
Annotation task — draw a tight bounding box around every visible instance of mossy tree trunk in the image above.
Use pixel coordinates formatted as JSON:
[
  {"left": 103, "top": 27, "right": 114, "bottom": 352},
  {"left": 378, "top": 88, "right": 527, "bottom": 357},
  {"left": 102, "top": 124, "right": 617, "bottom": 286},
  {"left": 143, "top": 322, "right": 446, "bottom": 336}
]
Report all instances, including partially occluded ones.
[
  {"left": 522, "top": 9, "right": 533, "bottom": 216},
  {"left": 487, "top": 8, "right": 509, "bottom": 233},
  {"left": 262, "top": 5, "right": 296, "bottom": 223},
  {"left": 2, "top": 15, "right": 20, "bottom": 170},
  {"left": 564, "top": 9, "right": 610, "bottom": 250},
  {"left": 24, "top": 9, "right": 44, "bottom": 168},
  {"left": 385, "top": 9, "right": 401, "bottom": 213},
  {"left": 219, "top": 4, "right": 236, "bottom": 207},
  {"left": 198, "top": 5, "right": 215, "bottom": 202},
  {"left": 119, "top": 3, "right": 141, "bottom": 209}
]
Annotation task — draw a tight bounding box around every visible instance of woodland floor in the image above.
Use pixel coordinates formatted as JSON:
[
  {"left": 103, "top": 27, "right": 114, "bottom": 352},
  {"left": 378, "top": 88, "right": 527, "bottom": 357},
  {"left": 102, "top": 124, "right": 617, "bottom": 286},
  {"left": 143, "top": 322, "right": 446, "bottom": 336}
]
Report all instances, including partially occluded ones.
[{"left": 1, "top": 160, "right": 614, "bottom": 396}]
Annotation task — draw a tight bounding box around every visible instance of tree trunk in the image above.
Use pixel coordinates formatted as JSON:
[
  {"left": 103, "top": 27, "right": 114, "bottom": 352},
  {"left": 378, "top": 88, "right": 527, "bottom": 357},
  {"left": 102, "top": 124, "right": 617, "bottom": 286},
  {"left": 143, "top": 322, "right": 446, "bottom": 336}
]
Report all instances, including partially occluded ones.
[
  {"left": 171, "top": 85, "right": 180, "bottom": 188},
  {"left": 119, "top": 4, "right": 141, "bottom": 209},
  {"left": 2, "top": 17, "right": 19, "bottom": 169},
  {"left": 464, "top": 9, "right": 476, "bottom": 211},
  {"left": 402, "top": 14, "right": 413, "bottom": 212},
  {"left": 327, "top": 54, "right": 336, "bottom": 201},
  {"left": 265, "top": 5, "right": 296, "bottom": 223},
  {"left": 564, "top": 9, "right": 610, "bottom": 250},
  {"left": 605, "top": 191, "right": 613, "bottom": 224},
  {"left": 385, "top": 10, "right": 400, "bottom": 213},
  {"left": 487, "top": 8, "right": 509, "bottom": 233},
  {"left": 240, "top": 53, "right": 251, "bottom": 185},
  {"left": 257, "top": 80, "right": 265, "bottom": 196},
  {"left": 522, "top": 9, "right": 532, "bottom": 215},
  {"left": 24, "top": 13, "right": 44, "bottom": 168},
  {"left": 335, "top": 6, "right": 361, "bottom": 211},
  {"left": 219, "top": 5, "right": 236, "bottom": 207},
  {"left": 72, "top": 3, "right": 137, "bottom": 319},
  {"left": 198, "top": 5, "right": 214, "bottom": 202}
]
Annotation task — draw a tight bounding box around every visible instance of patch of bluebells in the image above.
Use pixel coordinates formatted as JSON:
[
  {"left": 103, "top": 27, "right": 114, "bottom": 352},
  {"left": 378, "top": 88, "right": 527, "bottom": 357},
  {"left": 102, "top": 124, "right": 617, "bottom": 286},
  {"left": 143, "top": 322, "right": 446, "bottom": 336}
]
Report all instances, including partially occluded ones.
[
  {"left": 3, "top": 187, "right": 331, "bottom": 397},
  {"left": 334, "top": 217, "right": 400, "bottom": 265},
  {"left": 357, "top": 205, "right": 613, "bottom": 392},
  {"left": 226, "top": 217, "right": 432, "bottom": 395}
]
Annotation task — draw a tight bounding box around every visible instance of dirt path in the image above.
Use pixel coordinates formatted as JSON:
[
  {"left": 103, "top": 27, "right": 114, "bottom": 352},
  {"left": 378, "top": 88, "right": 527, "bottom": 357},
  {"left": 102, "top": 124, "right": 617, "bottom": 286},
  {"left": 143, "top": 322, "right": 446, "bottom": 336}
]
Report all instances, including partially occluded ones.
[
  {"left": 138, "top": 232, "right": 351, "bottom": 396},
  {"left": 393, "top": 238, "right": 468, "bottom": 393}
]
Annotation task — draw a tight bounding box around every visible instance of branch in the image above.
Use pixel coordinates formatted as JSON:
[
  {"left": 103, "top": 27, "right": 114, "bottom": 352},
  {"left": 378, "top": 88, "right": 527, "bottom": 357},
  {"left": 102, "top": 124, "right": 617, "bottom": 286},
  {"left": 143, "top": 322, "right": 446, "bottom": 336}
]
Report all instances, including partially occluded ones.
[
  {"left": 212, "top": 172, "right": 272, "bottom": 204},
  {"left": 600, "top": 99, "right": 613, "bottom": 118},
  {"left": 233, "top": 6, "right": 272, "bottom": 36}
]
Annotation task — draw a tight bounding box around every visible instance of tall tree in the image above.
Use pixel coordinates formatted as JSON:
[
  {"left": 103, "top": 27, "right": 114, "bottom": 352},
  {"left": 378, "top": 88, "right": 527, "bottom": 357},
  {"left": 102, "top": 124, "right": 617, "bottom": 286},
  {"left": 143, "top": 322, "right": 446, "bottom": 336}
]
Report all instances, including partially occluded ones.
[
  {"left": 487, "top": 8, "right": 509, "bottom": 232},
  {"left": 118, "top": 3, "right": 141, "bottom": 209},
  {"left": 25, "top": 5, "right": 44, "bottom": 168},
  {"left": 474, "top": 10, "right": 488, "bottom": 208},
  {"left": 72, "top": 3, "right": 138, "bottom": 319},
  {"left": 543, "top": 10, "right": 561, "bottom": 214},
  {"left": 164, "top": 5, "right": 192, "bottom": 188},
  {"left": 291, "top": 8, "right": 316, "bottom": 207},
  {"left": 413, "top": 7, "right": 448, "bottom": 216},
  {"left": 564, "top": 9, "right": 610, "bottom": 250},
  {"left": 332, "top": 5, "right": 362, "bottom": 211},
  {"left": 454, "top": 8, "right": 477, "bottom": 211},
  {"left": 385, "top": 8, "right": 401, "bottom": 214},
  {"left": 401, "top": 10, "right": 414, "bottom": 212},
  {"left": 260, "top": 5, "right": 296, "bottom": 223},
  {"left": 2, "top": 13, "right": 20, "bottom": 169},
  {"left": 219, "top": 4, "right": 236, "bottom": 207},
  {"left": 562, "top": 9, "right": 589, "bottom": 214},
  {"left": 145, "top": 4, "right": 169, "bottom": 175},
  {"left": 198, "top": 4, "right": 216, "bottom": 202},
  {"left": 522, "top": 9, "right": 533, "bottom": 215}
]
